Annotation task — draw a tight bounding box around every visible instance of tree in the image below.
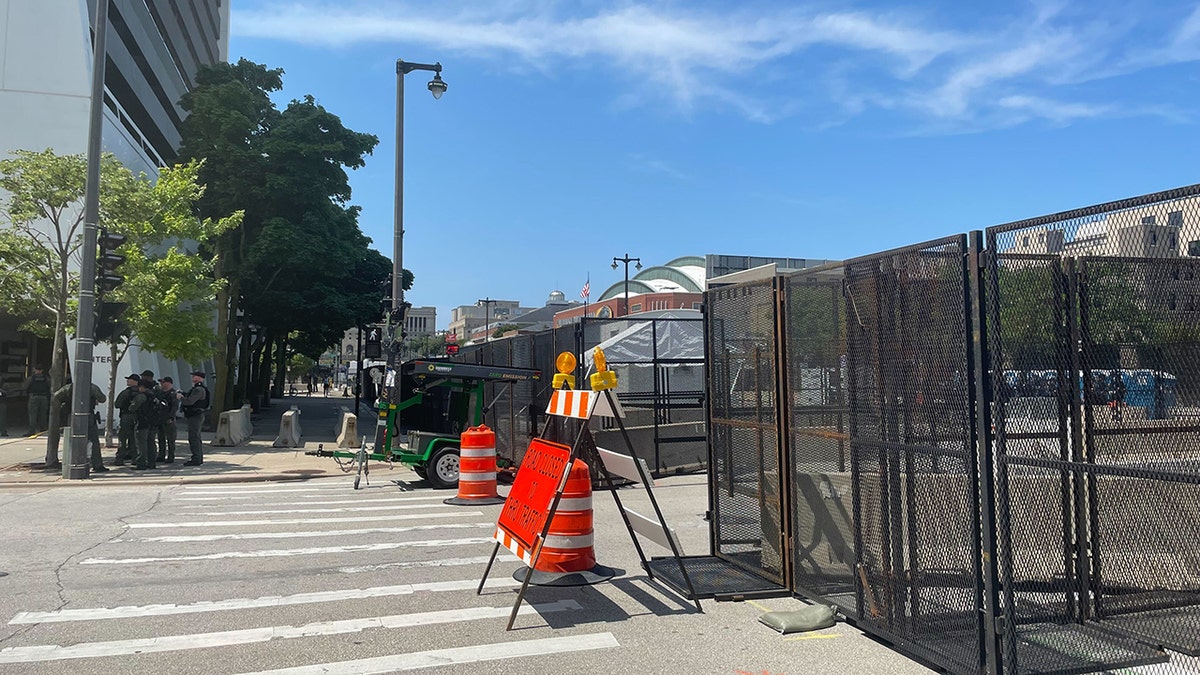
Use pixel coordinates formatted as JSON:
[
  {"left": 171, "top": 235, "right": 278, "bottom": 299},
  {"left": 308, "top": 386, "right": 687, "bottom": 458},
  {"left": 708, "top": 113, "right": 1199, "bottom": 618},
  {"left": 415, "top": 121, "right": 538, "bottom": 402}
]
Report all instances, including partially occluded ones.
[
  {"left": 96, "top": 160, "right": 241, "bottom": 439},
  {"left": 178, "top": 62, "right": 392, "bottom": 417},
  {"left": 0, "top": 149, "right": 140, "bottom": 463}
]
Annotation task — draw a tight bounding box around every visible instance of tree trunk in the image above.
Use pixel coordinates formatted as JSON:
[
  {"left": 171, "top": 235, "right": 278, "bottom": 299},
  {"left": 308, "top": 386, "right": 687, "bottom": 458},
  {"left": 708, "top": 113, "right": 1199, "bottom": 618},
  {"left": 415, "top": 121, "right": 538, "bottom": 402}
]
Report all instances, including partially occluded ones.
[
  {"left": 256, "top": 333, "right": 273, "bottom": 404},
  {"left": 273, "top": 335, "right": 287, "bottom": 398},
  {"left": 211, "top": 258, "right": 237, "bottom": 429},
  {"left": 45, "top": 303, "right": 67, "bottom": 465}
]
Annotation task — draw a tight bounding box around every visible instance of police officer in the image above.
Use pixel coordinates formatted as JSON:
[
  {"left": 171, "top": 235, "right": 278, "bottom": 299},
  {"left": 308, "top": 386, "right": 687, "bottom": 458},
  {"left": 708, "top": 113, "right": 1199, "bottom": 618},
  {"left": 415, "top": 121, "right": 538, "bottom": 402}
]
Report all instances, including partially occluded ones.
[
  {"left": 130, "top": 379, "right": 156, "bottom": 470},
  {"left": 0, "top": 384, "right": 8, "bottom": 436},
  {"left": 180, "top": 371, "right": 209, "bottom": 466},
  {"left": 51, "top": 378, "right": 109, "bottom": 473},
  {"left": 156, "top": 376, "right": 181, "bottom": 463},
  {"left": 112, "top": 374, "right": 140, "bottom": 465},
  {"left": 23, "top": 365, "right": 50, "bottom": 434}
]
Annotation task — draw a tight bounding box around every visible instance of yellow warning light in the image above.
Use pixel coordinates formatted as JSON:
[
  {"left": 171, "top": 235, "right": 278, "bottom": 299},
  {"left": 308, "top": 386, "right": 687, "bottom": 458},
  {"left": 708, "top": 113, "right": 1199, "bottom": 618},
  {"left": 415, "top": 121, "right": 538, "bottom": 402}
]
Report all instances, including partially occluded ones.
[
  {"left": 552, "top": 351, "right": 577, "bottom": 390},
  {"left": 555, "top": 351, "right": 577, "bottom": 374},
  {"left": 590, "top": 347, "right": 617, "bottom": 391}
]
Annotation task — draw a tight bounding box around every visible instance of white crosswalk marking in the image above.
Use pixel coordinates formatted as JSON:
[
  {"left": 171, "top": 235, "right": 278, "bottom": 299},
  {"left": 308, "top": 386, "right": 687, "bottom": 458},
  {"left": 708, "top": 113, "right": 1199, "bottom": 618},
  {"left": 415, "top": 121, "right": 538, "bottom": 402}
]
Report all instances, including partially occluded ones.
[
  {"left": 10, "top": 577, "right": 521, "bottom": 624},
  {"left": 189, "top": 504, "right": 459, "bottom": 516},
  {"left": 240, "top": 633, "right": 621, "bottom": 674},
  {"left": 127, "top": 512, "right": 480, "bottom": 528},
  {"left": 0, "top": 601, "right": 583, "bottom": 664},
  {"left": 178, "top": 495, "right": 448, "bottom": 505},
  {"left": 0, "top": 478, "right": 560, "bottom": 671},
  {"left": 81, "top": 537, "right": 493, "bottom": 564},
  {"left": 121, "top": 522, "right": 494, "bottom": 543},
  {"left": 337, "top": 555, "right": 497, "bottom": 574}
]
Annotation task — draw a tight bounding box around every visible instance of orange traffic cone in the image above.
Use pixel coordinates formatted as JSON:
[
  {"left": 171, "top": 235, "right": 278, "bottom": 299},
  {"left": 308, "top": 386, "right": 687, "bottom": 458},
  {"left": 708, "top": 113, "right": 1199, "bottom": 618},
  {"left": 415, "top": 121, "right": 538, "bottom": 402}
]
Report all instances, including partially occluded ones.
[
  {"left": 444, "top": 425, "right": 505, "bottom": 506},
  {"left": 514, "top": 458, "right": 618, "bottom": 586}
]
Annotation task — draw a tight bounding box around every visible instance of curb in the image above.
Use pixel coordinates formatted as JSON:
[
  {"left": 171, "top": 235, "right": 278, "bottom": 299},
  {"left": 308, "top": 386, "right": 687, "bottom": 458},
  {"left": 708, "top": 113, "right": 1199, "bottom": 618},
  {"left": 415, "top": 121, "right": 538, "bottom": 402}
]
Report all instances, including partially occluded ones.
[{"left": 0, "top": 470, "right": 354, "bottom": 489}]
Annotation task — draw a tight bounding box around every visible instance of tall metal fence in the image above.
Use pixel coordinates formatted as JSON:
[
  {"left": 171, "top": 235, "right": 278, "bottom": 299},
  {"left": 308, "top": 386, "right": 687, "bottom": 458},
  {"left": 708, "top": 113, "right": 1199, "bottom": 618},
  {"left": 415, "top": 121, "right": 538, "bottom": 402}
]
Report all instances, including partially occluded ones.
[
  {"left": 449, "top": 315, "right": 705, "bottom": 474},
  {"left": 706, "top": 184, "right": 1200, "bottom": 674}
]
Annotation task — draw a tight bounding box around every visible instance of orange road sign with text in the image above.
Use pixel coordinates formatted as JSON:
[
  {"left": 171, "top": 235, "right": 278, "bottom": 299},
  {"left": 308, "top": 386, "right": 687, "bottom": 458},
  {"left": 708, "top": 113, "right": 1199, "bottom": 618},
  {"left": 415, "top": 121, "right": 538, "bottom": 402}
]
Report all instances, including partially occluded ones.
[{"left": 494, "top": 438, "right": 573, "bottom": 563}]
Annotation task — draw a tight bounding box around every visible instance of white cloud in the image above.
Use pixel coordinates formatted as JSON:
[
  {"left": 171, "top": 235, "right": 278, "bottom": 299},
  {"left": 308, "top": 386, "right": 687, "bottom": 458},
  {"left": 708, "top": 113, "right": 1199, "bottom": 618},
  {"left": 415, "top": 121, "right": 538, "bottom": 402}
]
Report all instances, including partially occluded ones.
[{"left": 231, "top": 1, "right": 1200, "bottom": 132}]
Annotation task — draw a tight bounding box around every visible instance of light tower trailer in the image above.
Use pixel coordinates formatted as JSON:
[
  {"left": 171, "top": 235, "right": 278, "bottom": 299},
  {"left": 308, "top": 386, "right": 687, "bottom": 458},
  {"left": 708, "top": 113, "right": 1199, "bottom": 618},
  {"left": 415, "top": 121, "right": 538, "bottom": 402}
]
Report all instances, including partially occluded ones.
[{"left": 309, "top": 360, "right": 541, "bottom": 489}]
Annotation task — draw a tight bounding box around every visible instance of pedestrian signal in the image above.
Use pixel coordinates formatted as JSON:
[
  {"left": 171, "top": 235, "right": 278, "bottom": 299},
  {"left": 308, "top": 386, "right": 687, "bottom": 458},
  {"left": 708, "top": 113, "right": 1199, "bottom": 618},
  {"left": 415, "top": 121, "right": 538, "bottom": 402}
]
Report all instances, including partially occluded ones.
[{"left": 364, "top": 326, "right": 382, "bottom": 359}]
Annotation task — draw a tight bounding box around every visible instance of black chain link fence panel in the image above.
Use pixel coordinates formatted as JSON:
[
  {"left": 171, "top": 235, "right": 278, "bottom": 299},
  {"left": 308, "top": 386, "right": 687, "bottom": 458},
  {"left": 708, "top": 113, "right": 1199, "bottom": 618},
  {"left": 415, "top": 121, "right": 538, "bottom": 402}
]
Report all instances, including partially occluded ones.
[
  {"left": 986, "top": 185, "right": 1200, "bottom": 673},
  {"left": 843, "top": 235, "right": 984, "bottom": 673},
  {"left": 705, "top": 279, "right": 786, "bottom": 585},
  {"left": 781, "top": 267, "right": 857, "bottom": 609}
]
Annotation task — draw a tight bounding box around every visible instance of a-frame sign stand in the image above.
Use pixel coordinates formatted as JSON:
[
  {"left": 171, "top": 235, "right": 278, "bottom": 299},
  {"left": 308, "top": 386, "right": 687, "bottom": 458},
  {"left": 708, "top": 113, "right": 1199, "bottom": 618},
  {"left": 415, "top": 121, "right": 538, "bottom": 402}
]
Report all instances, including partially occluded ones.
[{"left": 477, "top": 355, "right": 701, "bottom": 631}]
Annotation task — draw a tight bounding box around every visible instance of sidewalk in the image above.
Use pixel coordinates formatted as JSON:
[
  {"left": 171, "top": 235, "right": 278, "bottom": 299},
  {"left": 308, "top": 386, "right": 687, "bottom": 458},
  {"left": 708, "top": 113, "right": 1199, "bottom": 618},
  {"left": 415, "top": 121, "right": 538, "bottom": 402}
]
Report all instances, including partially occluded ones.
[{"left": 0, "top": 393, "right": 393, "bottom": 488}]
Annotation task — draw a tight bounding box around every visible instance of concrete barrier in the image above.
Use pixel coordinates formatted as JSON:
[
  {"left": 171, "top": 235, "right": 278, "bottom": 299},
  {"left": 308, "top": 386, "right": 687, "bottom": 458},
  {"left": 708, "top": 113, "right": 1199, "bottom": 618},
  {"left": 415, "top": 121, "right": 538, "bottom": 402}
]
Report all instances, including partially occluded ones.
[
  {"left": 335, "top": 407, "right": 359, "bottom": 448},
  {"left": 213, "top": 405, "right": 253, "bottom": 447},
  {"left": 272, "top": 406, "right": 303, "bottom": 447}
]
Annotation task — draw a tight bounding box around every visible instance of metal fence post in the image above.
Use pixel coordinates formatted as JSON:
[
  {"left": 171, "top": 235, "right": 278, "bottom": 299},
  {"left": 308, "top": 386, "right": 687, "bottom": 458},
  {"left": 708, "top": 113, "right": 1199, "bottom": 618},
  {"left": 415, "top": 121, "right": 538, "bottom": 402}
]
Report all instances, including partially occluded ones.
[{"left": 968, "top": 231, "right": 1005, "bottom": 675}]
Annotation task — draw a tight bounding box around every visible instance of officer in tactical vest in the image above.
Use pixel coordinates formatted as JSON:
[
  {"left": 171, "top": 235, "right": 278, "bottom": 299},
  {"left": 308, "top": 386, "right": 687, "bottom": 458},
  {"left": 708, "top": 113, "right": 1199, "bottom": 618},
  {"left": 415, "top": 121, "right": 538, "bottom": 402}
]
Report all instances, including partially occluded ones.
[
  {"left": 130, "top": 379, "right": 156, "bottom": 470},
  {"left": 23, "top": 365, "right": 51, "bottom": 434},
  {"left": 156, "top": 376, "right": 181, "bottom": 463},
  {"left": 180, "top": 371, "right": 209, "bottom": 466},
  {"left": 112, "top": 374, "right": 140, "bottom": 465},
  {"left": 51, "top": 378, "right": 109, "bottom": 473}
]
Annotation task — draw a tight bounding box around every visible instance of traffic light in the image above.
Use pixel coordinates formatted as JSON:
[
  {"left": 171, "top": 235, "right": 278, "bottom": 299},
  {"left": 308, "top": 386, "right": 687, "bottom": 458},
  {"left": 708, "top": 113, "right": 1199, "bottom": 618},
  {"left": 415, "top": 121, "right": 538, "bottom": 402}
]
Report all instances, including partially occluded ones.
[
  {"left": 94, "top": 301, "right": 128, "bottom": 342},
  {"left": 96, "top": 229, "right": 126, "bottom": 294},
  {"left": 364, "top": 325, "right": 382, "bottom": 359},
  {"left": 94, "top": 229, "right": 127, "bottom": 342}
]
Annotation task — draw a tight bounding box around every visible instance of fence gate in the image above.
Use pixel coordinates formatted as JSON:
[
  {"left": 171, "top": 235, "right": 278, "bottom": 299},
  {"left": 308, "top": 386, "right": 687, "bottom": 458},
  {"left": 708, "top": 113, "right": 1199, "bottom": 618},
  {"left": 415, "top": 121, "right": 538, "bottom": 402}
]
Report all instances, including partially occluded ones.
[
  {"left": 705, "top": 278, "right": 788, "bottom": 588},
  {"left": 842, "top": 235, "right": 987, "bottom": 673},
  {"left": 780, "top": 266, "right": 856, "bottom": 610}
]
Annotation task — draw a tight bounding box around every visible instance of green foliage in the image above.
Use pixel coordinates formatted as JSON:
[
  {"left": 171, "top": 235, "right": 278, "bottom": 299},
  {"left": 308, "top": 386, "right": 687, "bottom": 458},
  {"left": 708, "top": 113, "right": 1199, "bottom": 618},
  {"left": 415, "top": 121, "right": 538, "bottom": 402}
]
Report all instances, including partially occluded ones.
[
  {"left": 111, "top": 161, "right": 241, "bottom": 363},
  {"left": 492, "top": 324, "right": 521, "bottom": 338},
  {"left": 287, "top": 353, "right": 316, "bottom": 380},
  {"left": 0, "top": 149, "right": 135, "bottom": 337},
  {"left": 406, "top": 333, "right": 446, "bottom": 358},
  {"left": 176, "top": 59, "right": 394, "bottom": 406}
]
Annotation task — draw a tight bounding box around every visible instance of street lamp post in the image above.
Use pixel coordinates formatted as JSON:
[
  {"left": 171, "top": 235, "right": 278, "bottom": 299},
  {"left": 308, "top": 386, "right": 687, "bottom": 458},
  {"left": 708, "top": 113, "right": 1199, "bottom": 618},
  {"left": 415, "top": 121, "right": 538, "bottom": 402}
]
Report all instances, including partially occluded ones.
[
  {"left": 393, "top": 59, "right": 446, "bottom": 319},
  {"left": 611, "top": 254, "right": 642, "bottom": 317},
  {"left": 477, "top": 298, "right": 495, "bottom": 346},
  {"left": 67, "top": 0, "right": 110, "bottom": 480}
]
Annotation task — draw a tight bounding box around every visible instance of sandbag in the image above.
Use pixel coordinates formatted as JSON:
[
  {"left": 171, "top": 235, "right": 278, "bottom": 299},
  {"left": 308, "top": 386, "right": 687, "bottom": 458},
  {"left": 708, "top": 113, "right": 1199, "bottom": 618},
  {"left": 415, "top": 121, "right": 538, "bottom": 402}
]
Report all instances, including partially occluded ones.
[{"left": 758, "top": 605, "right": 837, "bottom": 635}]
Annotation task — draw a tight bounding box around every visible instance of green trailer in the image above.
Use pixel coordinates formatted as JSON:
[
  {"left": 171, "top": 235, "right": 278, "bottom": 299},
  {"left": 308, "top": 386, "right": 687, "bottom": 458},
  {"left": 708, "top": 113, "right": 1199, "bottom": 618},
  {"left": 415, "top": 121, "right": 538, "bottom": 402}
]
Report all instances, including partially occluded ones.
[{"left": 309, "top": 360, "right": 541, "bottom": 489}]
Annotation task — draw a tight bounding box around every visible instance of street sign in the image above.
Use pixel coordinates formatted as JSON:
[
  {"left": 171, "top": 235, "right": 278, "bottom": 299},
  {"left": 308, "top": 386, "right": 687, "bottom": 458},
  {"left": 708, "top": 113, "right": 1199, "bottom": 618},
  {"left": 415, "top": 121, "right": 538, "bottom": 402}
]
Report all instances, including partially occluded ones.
[{"left": 493, "top": 437, "right": 572, "bottom": 563}]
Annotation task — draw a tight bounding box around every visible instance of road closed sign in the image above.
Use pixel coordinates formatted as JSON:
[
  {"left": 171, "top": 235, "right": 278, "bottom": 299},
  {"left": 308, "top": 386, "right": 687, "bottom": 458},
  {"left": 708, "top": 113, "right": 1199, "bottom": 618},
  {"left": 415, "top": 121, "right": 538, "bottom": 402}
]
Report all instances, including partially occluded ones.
[{"left": 493, "top": 438, "right": 573, "bottom": 564}]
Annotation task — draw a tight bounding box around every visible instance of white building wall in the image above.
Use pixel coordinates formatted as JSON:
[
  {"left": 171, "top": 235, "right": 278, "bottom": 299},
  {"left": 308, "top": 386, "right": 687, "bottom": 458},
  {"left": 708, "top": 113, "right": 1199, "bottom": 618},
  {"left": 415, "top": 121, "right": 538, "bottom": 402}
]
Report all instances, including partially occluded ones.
[{"left": 0, "top": 0, "right": 214, "bottom": 405}]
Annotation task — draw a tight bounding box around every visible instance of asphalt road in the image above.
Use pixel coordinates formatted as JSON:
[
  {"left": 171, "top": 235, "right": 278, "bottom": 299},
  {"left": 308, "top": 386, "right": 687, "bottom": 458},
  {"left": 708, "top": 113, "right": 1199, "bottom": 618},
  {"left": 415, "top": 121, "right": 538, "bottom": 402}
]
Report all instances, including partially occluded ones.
[{"left": 0, "top": 471, "right": 936, "bottom": 674}]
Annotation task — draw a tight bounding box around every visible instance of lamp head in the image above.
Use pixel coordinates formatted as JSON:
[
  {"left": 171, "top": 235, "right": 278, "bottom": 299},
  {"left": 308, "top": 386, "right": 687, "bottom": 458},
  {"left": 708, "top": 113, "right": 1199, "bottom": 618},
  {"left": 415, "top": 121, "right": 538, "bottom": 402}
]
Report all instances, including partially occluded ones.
[
  {"left": 635, "top": 261, "right": 643, "bottom": 270},
  {"left": 427, "top": 72, "right": 447, "bottom": 99},
  {"left": 611, "top": 260, "right": 618, "bottom": 270}
]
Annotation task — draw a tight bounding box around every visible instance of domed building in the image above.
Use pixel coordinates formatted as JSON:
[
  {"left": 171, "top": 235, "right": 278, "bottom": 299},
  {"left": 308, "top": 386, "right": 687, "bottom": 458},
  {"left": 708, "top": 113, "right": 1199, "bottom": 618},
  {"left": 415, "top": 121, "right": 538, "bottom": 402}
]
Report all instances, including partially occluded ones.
[{"left": 553, "top": 256, "right": 707, "bottom": 325}]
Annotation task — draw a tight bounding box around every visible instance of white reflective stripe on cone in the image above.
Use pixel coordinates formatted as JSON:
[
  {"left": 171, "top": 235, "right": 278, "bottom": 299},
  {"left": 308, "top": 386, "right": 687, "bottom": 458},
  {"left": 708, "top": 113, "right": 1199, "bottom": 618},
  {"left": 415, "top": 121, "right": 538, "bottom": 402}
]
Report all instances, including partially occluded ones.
[
  {"left": 460, "top": 448, "right": 495, "bottom": 458},
  {"left": 543, "top": 533, "right": 594, "bottom": 549},
  {"left": 459, "top": 472, "right": 497, "bottom": 482},
  {"left": 555, "top": 497, "right": 592, "bottom": 512}
]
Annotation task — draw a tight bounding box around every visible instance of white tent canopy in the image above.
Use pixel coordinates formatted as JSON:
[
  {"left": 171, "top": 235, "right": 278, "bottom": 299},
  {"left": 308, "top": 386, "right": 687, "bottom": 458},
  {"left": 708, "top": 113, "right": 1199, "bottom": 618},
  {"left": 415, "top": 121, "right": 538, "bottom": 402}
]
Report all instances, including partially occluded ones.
[{"left": 584, "top": 313, "right": 704, "bottom": 369}]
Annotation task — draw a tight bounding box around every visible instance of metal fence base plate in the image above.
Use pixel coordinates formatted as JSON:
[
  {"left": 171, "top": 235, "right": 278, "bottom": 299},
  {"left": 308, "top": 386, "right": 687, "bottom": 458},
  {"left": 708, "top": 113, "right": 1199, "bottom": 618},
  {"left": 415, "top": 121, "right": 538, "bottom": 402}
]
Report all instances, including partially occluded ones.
[{"left": 645, "top": 556, "right": 786, "bottom": 600}]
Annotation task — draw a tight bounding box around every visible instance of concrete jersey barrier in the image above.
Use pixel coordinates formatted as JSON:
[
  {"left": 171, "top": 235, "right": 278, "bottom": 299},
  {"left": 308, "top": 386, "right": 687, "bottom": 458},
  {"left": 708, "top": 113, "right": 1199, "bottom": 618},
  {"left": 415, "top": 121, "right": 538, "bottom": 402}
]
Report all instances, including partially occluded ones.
[
  {"left": 213, "top": 404, "right": 253, "bottom": 447},
  {"left": 335, "top": 407, "right": 359, "bottom": 448},
  {"left": 272, "top": 406, "right": 303, "bottom": 448}
]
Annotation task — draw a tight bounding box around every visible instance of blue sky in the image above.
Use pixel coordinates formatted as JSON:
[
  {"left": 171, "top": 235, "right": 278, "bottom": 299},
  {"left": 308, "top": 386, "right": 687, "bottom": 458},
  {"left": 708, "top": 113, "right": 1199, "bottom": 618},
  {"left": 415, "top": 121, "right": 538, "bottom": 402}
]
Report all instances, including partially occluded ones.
[{"left": 230, "top": 0, "right": 1200, "bottom": 329}]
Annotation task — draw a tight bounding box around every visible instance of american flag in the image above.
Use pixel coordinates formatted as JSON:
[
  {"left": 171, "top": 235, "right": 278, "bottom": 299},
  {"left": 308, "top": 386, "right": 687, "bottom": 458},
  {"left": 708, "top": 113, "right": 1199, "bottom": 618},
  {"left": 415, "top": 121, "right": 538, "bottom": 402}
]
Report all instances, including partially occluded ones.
[{"left": 580, "top": 278, "right": 590, "bottom": 299}]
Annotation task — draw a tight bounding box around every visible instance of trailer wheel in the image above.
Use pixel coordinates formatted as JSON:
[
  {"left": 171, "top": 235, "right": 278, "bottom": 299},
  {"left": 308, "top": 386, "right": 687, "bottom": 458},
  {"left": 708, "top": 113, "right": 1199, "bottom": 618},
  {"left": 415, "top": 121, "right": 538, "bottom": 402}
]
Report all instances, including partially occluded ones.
[{"left": 426, "top": 446, "right": 460, "bottom": 490}]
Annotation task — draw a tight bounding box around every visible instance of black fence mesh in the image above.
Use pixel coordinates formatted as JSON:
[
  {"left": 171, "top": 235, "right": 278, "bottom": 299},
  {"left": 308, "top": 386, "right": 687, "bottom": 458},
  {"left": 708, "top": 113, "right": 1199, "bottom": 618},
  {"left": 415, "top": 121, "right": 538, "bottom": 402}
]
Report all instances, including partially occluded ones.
[
  {"left": 706, "top": 279, "right": 786, "bottom": 585},
  {"left": 705, "top": 183, "right": 1200, "bottom": 672},
  {"left": 781, "top": 266, "right": 856, "bottom": 609},
  {"left": 448, "top": 317, "right": 706, "bottom": 472},
  {"left": 986, "top": 186, "right": 1200, "bottom": 672},
  {"left": 842, "top": 235, "right": 984, "bottom": 673}
]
